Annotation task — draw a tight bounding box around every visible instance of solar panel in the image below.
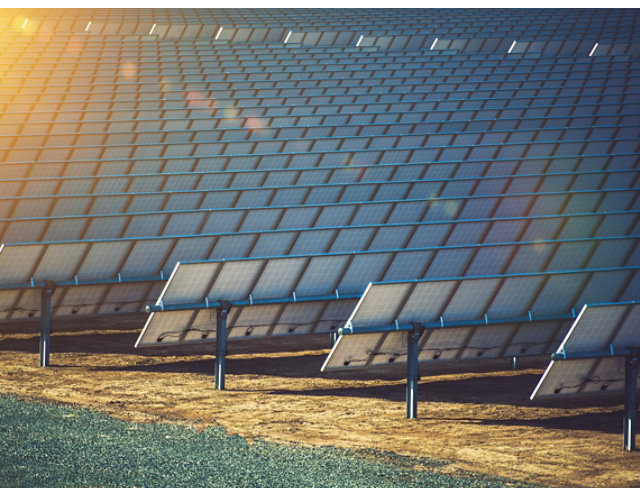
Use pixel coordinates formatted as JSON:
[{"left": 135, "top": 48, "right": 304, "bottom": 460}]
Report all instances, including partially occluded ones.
[
  {"left": 139, "top": 247, "right": 468, "bottom": 348},
  {"left": 138, "top": 294, "right": 359, "bottom": 347},
  {"left": 322, "top": 269, "right": 640, "bottom": 372}
]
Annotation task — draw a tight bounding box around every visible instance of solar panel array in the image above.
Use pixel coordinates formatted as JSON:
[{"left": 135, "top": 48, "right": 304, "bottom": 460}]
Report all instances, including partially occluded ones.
[{"left": 0, "top": 8, "right": 638, "bottom": 357}]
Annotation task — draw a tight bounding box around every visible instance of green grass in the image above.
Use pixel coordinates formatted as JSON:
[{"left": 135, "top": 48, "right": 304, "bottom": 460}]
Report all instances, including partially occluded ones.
[{"left": 0, "top": 394, "right": 532, "bottom": 488}]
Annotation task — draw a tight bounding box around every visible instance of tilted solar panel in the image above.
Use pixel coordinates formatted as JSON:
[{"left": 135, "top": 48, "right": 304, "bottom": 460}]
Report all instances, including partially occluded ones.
[
  {"left": 322, "top": 269, "right": 640, "bottom": 372},
  {"left": 531, "top": 302, "right": 640, "bottom": 399}
]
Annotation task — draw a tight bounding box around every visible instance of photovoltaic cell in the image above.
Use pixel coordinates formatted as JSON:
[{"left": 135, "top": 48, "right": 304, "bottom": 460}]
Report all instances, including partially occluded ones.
[
  {"left": 486, "top": 275, "right": 546, "bottom": 318},
  {"left": 347, "top": 281, "right": 411, "bottom": 328},
  {"left": 336, "top": 252, "right": 392, "bottom": 294},
  {"left": 160, "top": 262, "right": 221, "bottom": 305},
  {"left": 292, "top": 255, "right": 350, "bottom": 296},
  {"left": 75, "top": 241, "right": 132, "bottom": 279},
  {"left": 251, "top": 257, "right": 307, "bottom": 299},
  {"left": 32, "top": 243, "right": 88, "bottom": 281},
  {"left": 119, "top": 239, "right": 174, "bottom": 278},
  {"left": 0, "top": 245, "right": 43, "bottom": 284},
  {"left": 205, "top": 259, "right": 263, "bottom": 301}
]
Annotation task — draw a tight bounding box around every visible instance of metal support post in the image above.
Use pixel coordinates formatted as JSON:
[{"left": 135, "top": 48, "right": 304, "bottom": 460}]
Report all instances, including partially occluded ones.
[
  {"left": 512, "top": 356, "right": 520, "bottom": 370},
  {"left": 39, "top": 281, "right": 56, "bottom": 367},
  {"left": 406, "top": 324, "right": 424, "bottom": 419},
  {"left": 330, "top": 332, "right": 338, "bottom": 347},
  {"left": 215, "top": 301, "right": 231, "bottom": 390},
  {"left": 623, "top": 348, "right": 639, "bottom": 451}
]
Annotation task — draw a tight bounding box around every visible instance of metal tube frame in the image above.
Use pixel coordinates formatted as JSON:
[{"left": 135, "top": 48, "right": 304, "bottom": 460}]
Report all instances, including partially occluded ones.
[
  {"left": 552, "top": 346, "right": 638, "bottom": 452},
  {"left": 623, "top": 348, "right": 638, "bottom": 451},
  {"left": 340, "top": 311, "right": 575, "bottom": 336},
  {"left": 215, "top": 300, "right": 231, "bottom": 390},
  {"left": 406, "top": 323, "right": 424, "bottom": 419},
  {"left": 39, "top": 281, "right": 56, "bottom": 367},
  {"left": 147, "top": 291, "right": 363, "bottom": 314}
]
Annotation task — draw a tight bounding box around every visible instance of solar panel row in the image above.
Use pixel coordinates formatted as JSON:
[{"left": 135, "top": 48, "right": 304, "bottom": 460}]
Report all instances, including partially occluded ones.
[{"left": 2, "top": 10, "right": 638, "bottom": 52}]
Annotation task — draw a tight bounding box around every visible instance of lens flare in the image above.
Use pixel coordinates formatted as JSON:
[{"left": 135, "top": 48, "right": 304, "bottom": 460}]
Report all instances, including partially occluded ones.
[
  {"left": 65, "top": 36, "right": 85, "bottom": 56},
  {"left": 120, "top": 61, "right": 137, "bottom": 79},
  {"left": 244, "top": 117, "right": 265, "bottom": 131},
  {"left": 221, "top": 107, "right": 239, "bottom": 118},
  {"left": 158, "top": 76, "right": 173, "bottom": 95},
  {"left": 186, "top": 91, "right": 216, "bottom": 115},
  {"left": 12, "top": 16, "right": 36, "bottom": 34},
  {"left": 339, "top": 154, "right": 366, "bottom": 181},
  {"left": 532, "top": 238, "right": 547, "bottom": 253},
  {"left": 428, "top": 199, "right": 460, "bottom": 219},
  {"left": 37, "top": 27, "right": 53, "bottom": 44}
]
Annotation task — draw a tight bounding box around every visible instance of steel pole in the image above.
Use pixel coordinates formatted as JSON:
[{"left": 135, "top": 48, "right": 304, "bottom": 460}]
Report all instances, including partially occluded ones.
[
  {"left": 215, "top": 301, "right": 231, "bottom": 390},
  {"left": 39, "top": 281, "right": 55, "bottom": 367},
  {"left": 623, "top": 349, "right": 638, "bottom": 451},
  {"left": 406, "top": 325, "right": 423, "bottom": 419}
]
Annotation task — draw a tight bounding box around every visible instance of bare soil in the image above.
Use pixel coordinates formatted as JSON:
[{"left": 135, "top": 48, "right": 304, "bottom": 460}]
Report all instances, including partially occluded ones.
[{"left": 1, "top": 320, "right": 639, "bottom": 488}]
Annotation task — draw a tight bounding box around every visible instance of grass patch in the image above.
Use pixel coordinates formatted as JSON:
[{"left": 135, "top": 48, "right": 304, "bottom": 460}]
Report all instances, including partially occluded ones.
[{"left": 0, "top": 394, "right": 533, "bottom": 488}]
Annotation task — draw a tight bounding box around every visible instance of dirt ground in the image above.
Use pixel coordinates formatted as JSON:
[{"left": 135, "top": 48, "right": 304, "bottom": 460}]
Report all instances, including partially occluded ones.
[{"left": 1, "top": 319, "right": 639, "bottom": 488}]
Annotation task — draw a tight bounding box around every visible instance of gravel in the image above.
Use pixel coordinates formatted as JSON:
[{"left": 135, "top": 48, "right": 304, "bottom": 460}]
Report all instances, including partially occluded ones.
[{"left": 0, "top": 394, "right": 532, "bottom": 488}]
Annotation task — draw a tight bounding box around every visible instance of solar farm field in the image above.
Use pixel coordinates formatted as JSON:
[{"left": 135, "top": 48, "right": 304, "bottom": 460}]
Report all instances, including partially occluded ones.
[
  {"left": 1, "top": 321, "right": 639, "bottom": 488},
  {"left": 1, "top": 7, "right": 640, "bottom": 488}
]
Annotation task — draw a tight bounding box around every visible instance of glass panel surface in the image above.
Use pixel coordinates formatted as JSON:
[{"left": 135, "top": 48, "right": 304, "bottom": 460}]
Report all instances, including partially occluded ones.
[
  {"left": 161, "top": 262, "right": 220, "bottom": 305},
  {"left": 348, "top": 282, "right": 412, "bottom": 328},
  {"left": 33, "top": 243, "right": 89, "bottom": 281},
  {"left": 294, "top": 255, "right": 350, "bottom": 297},
  {"left": 250, "top": 257, "right": 307, "bottom": 299},
  {"left": 207, "top": 259, "right": 264, "bottom": 300}
]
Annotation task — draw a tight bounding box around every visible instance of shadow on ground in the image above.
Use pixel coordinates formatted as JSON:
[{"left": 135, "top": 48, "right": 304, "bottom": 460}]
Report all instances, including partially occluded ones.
[
  {"left": 3, "top": 325, "right": 625, "bottom": 438},
  {"left": 0, "top": 327, "right": 333, "bottom": 356},
  {"left": 89, "top": 352, "right": 624, "bottom": 422}
]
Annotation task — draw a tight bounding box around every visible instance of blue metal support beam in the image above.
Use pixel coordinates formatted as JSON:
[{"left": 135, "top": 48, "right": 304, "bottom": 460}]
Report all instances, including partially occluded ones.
[
  {"left": 146, "top": 291, "right": 363, "bottom": 314},
  {"left": 550, "top": 348, "right": 634, "bottom": 361},
  {"left": 39, "top": 281, "right": 56, "bottom": 367},
  {"left": 215, "top": 301, "right": 232, "bottom": 391},
  {"left": 339, "top": 311, "right": 575, "bottom": 336},
  {"left": 0, "top": 272, "right": 168, "bottom": 292}
]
